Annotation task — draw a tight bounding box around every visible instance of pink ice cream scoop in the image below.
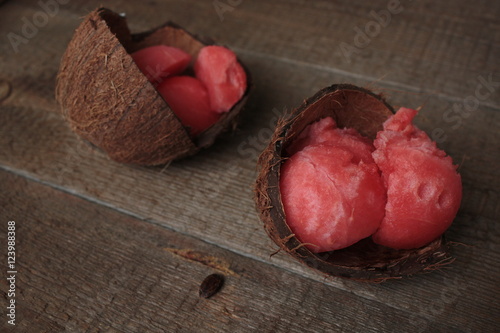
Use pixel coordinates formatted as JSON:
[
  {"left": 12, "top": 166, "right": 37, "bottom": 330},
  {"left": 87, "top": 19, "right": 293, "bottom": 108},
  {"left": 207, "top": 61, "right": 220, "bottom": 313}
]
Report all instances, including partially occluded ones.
[
  {"left": 280, "top": 117, "right": 386, "bottom": 253},
  {"left": 371, "top": 108, "right": 462, "bottom": 249}
]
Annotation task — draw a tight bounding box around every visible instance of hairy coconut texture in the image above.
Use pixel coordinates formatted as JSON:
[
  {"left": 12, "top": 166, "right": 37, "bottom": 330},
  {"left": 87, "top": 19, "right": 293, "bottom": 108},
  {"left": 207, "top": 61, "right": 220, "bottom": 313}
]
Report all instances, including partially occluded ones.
[
  {"left": 255, "top": 84, "right": 453, "bottom": 282},
  {"left": 56, "top": 8, "right": 250, "bottom": 165}
]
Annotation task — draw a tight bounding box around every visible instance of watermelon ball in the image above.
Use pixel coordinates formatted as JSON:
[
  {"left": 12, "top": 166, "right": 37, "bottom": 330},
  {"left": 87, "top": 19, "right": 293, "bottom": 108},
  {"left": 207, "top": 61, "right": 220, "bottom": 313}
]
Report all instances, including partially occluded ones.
[
  {"left": 157, "top": 76, "right": 220, "bottom": 136},
  {"left": 280, "top": 117, "right": 386, "bottom": 253},
  {"left": 372, "top": 108, "right": 462, "bottom": 249},
  {"left": 194, "top": 45, "right": 247, "bottom": 113},
  {"left": 131, "top": 45, "right": 191, "bottom": 85}
]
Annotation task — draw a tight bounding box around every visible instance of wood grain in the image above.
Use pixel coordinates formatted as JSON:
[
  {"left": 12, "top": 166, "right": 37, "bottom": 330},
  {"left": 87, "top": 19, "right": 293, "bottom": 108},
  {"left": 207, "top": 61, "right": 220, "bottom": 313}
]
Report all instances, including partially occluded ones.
[
  {"left": 0, "top": 0, "right": 499, "bottom": 332},
  {"left": 104, "top": 0, "right": 500, "bottom": 109},
  {"left": 0, "top": 170, "right": 467, "bottom": 332}
]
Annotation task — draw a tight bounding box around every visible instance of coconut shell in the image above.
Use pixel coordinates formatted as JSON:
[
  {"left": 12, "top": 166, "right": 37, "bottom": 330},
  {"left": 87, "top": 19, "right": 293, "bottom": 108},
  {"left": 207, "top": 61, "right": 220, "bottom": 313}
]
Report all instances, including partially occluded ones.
[
  {"left": 255, "top": 84, "right": 453, "bottom": 282},
  {"left": 56, "top": 8, "right": 250, "bottom": 165}
]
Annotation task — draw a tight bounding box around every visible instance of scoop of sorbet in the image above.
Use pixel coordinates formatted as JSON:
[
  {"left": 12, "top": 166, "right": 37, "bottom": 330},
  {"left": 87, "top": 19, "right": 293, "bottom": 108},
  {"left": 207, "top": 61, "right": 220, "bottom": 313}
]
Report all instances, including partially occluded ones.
[
  {"left": 280, "top": 117, "right": 386, "bottom": 253},
  {"left": 157, "top": 76, "right": 220, "bottom": 136},
  {"left": 194, "top": 46, "right": 247, "bottom": 113},
  {"left": 371, "top": 108, "right": 462, "bottom": 249}
]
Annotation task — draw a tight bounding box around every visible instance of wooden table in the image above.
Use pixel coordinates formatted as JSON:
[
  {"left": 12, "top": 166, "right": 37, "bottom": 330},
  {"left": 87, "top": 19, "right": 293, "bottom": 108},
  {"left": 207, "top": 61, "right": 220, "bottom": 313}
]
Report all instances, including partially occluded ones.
[{"left": 1, "top": 1, "right": 499, "bottom": 332}]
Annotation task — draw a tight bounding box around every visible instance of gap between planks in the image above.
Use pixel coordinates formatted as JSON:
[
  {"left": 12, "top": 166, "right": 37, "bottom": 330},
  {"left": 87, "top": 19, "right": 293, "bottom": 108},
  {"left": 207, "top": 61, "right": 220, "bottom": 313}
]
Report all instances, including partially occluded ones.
[
  {"left": 2, "top": 2, "right": 499, "bottom": 114},
  {"left": 0, "top": 163, "right": 450, "bottom": 323},
  {"left": 232, "top": 46, "right": 500, "bottom": 112}
]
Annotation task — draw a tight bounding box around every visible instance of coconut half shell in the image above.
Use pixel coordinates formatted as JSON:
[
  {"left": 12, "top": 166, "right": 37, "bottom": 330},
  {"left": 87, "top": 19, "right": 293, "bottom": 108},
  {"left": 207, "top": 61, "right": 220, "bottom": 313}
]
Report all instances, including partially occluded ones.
[
  {"left": 255, "top": 84, "right": 453, "bottom": 282},
  {"left": 56, "top": 8, "right": 250, "bottom": 165}
]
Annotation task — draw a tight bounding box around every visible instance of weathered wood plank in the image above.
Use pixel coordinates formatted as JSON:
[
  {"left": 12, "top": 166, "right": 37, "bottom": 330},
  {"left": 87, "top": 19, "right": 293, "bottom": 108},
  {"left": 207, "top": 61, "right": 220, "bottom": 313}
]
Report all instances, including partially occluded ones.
[
  {"left": 84, "top": 0, "right": 499, "bottom": 110},
  {"left": 187, "top": 0, "right": 500, "bottom": 109},
  {"left": 1, "top": 48, "right": 498, "bottom": 191},
  {"left": 0, "top": 170, "right": 470, "bottom": 332},
  {"left": 128, "top": 0, "right": 497, "bottom": 110},
  {"left": 2, "top": 0, "right": 499, "bottom": 109}
]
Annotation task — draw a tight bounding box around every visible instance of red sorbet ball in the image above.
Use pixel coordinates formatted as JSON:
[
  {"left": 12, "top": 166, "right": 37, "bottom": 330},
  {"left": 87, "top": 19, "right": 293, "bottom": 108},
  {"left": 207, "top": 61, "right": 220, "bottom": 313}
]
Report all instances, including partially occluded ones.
[
  {"left": 194, "top": 46, "right": 247, "bottom": 113},
  {"left": 157, "top": 76, "right": 220, "bottom": 136},
  {"left": 280, "top": 117, "right": 386, "bottom": 253},
  {"left": 371, "top": 108, "right": 462, "bottom": 249}
]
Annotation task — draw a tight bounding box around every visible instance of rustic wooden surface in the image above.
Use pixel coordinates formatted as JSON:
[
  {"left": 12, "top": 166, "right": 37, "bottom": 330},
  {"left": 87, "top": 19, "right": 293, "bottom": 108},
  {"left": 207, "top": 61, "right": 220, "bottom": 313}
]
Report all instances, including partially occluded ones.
[{"left": 0, "top": 0, "right": 499, "bottom": 332}]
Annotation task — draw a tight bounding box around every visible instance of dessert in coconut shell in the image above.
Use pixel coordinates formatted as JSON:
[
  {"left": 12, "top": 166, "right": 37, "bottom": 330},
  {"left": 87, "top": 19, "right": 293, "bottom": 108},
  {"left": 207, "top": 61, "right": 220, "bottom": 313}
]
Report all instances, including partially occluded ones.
[
  {"left": 255, "top": 84, "right": 455, "bottom": 282},
  {"left": 56, "top": 8, "right": 250, "bottom": 165}
]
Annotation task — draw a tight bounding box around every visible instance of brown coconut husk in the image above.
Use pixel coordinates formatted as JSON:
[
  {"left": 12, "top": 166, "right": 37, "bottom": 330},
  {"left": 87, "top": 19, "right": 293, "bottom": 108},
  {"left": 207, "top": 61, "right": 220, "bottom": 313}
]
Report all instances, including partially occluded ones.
[
  {"left": 56, "top": 8, "right": 250, "bottom": 165},
  {"left": 255, "top": 84, "right": 453, "bottom": 282}
]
